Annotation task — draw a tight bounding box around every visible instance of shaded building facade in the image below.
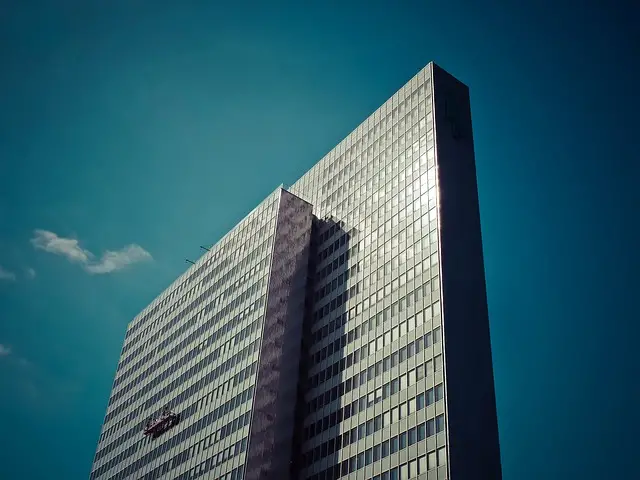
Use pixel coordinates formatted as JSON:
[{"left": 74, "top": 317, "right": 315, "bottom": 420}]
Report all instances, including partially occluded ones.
[{"left": 90, "top": 62, "right": 501, "bottom": 480}]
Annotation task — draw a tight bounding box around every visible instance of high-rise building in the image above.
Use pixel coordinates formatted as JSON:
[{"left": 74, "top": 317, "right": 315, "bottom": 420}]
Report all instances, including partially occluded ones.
[{"left": 90, "top": 62, "right": 501, "bottom": 480}]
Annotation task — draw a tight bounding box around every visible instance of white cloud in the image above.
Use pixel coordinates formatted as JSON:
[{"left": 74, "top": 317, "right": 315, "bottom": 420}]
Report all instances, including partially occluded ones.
[
  {"left": 25, "top": 267, "right": 36, "bottom": 279},
  {"left": 0, "top": 344, "right": 11, "bottom": 356},
  {"left": 31, "top": 229, "right": 152, "bottom": 275},
  {"left": 31, "top": 230, "right": 91, "bottom": 264},
  {"left": 84, "top": 244, "right": 152, "bottom": 274},
  {"left": 0, "top": 266, "right": 16, "bottom": 282}
]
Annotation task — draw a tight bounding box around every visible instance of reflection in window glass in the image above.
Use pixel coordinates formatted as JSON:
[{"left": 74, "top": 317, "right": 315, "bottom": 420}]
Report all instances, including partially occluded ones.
[
  {"left": 428, "top": 451, "right": 437, "bottom": 470},
  {"left": 438, "top": 447, "right": 447, "bottom": 465}
]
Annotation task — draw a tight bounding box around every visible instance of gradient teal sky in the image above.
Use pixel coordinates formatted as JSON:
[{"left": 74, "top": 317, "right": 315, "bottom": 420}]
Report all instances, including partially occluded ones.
[{"left": 0, "top": 1, "right": 637, "bottom": 479}]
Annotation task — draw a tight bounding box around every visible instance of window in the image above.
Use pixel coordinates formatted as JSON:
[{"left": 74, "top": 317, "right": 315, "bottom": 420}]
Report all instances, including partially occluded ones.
[
  {"left": 418, "top": 455, "right": 428, "bottom": 474},
  {"left": 390, "top": 435, "right": 399, "bottom": 454},
  {"left": 436, "top": 414, "right": 445, "bottom": 432},
  {"left": 428, "top": 451, "right": 437, "bottom": 469},
  {"left": 399, "top": 346, "right": 407, "bottom": 363},
  {"left": 382, "top": 440, "right": 390, "bottom": 457},
  {"left": 408, "top": 368, "right": 416, "bottom": 386},
  {"left": 399, "top": 464, "right": 409, "bottom": 480},
  {"left": 383, "top": 383, "right": 391, "bottom": 398},
  {"left": 374, "top": 415, "right": 383, "bottom": 431},
  {"left": 438, "top": 447, "right": 447, "bottom": 465},
  {"left": 399, "top": 432, "right": 407, "bottom": 449},
  {"left": 435, "top": 383, "right": 444, "bottom": 401},
  {"left": 434, "top": 355, "right": 443, "bottom": 371},
  {"left": 425, "top": 359, "right": 433, "bottom": 376},
  {"left": 408, "top": 427, "right": 417, "bottom": 445},
  {"left": 426, "top": 419, "right": 435, "bottom": 436},
  {"left": 391, "top": 379, "right": 399, "bottom": 394},
  {"left": 425, "top": 332, "right": 432, "bottom": 347},
  {"left": 407, "top": 397, "right": 416, "bottom": 414},
  {"left": 373, "top": 444, "right": 381, "bottom": 461},
  {"left": 389, "top": 467, "right": 399, "bottom": 480}
]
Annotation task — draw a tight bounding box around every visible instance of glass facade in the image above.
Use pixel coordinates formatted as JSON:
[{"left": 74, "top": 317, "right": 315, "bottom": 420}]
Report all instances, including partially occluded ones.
[{"left": 91, "top": 63, "right": 501, "bottom": 480}]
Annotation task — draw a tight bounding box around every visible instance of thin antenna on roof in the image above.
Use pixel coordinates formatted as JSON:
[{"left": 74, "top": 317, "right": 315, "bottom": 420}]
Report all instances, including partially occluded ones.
[
  {"left": 199, "top": 245, "right": 211, "bottom": 252},
  {"left": 185, "top": 259, "right": 195, "bottom": 265}
]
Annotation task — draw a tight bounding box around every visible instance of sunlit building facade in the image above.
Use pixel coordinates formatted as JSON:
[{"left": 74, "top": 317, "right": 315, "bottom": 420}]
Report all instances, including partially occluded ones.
[{"left": 91, "top": 62, "right": 501, "bottom": 480}]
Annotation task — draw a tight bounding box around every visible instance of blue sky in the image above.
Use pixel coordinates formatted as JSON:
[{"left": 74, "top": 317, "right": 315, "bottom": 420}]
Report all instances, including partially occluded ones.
[{"left": 0, "top": 1, "right": 637, "bottom": 479}]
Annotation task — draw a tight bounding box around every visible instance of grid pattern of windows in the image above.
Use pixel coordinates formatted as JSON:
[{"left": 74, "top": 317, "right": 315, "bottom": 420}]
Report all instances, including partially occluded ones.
[
  {"left": 91, "top": 189, "right": 283, "bottom": 480},
  {"left": 289, "top": 65, "right": 444, "bottom": 480},
  {"left": 92, "top": 63, "right": 501, "bottom": 480}
]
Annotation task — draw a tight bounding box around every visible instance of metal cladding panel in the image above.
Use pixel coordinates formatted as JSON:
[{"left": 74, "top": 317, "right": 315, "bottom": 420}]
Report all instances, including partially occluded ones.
[
  {"left": 432, "top": 63, "right": 502, "bottom": 480},
  {"left": 245, "top": 189, "right": 313, "bottom": 480}
]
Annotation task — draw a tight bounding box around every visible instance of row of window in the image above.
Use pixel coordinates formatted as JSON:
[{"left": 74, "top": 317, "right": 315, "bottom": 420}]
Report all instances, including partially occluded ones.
[
  {"left": 118, "top": 261, "right": 267, "bottom": 382},
  {"left": 309, "top": 444, "right": 445, "bottom": 480},
  {"left": 174, "top": 443, "right": 246, "bottom": 480},
  {"left": 317, "top": 203, "right": 434, "bottom": 293},
  {"left": 319, "top": 133, "right": 432, "bottom": 217},
  {"left": 310, "top": 239, "right": 438, "bottom": 344},
  {"left": 314, "top": 254, "right": 359, "bottom": 302},
  {"left": 105, "top": 333, "right": 261, "bottom": 425},
  {"left": 316, "top": 229, "right": 351, "bottom": 264},
  {"left": 315, "top": 219, "right": 348, "bottom": 248},
  {"left": 104, "top": 300, "right": 440, "bottom": 472},
  {"left": 319, "top": 82, "right": 430, "bottom": 197},
  {"left": 315, "top": 189, "right": 437, "bottom": 291},
  {"left": 316, "top": 133, "right": 435, "bottom": 248},
  {"left": 293, "top": 74, "right": 431, "bottom": 223},
  {"left": 306, "top": 349, "right": 443, "bottom": 419},
  {"left": 98, "top": 363, "right": 256, "bottom": 466},
  {"left": 106, "top": 230, "right": 430, "bottom": 458},
  {"left": 103, "top": 314, "right": 264, "bottom": 447},
  {"left": 99, "top": 77, "right": 430, "bottom": 474},
  {"left": 304, "top": 347, "right": 443, "bottom": 445},
  {"left": 110, "top": 276, "right": 267, "bottom": 402},
  {"left": 372, "top": 227, "right": 438, "bottom": 274},
  {"left": 308, "top": 278, "right": 440, "bottom": 378},
  {"left": 309, "top": 286, "right": 439, "bottom": 371},
  {"left": 118, "top": 240, "right": 272, "bottom": 374},
  {"left": 111, "top": 295, "right": 267, "bottom": 424},
  {"left": 118, "top": 252, "right": 268, "bottom": 383},
  {"left": 175, "top": 193, "right": 279, "bottom": 289},
  {"left": 92, "top": 406, "right": 252, "bottom": 479},
  {"left": 125, "top": 194, "right": 276, "bottom": 341},
  {"left": 304, "top": 384, "right": 444, "bottom": 464},
  {"left": 138, "top": 430, "right": 246, "bottom": 480},
  {"left": 307, "top": 317, "right": 441, "bottom": 394},
  {"left": 309, "top": 281, "right": 440, "bottom": 378},
  {"left": 314, "top": 247, "right": 362, "bottom": 287},
  {"left": 96, "top": 381, "right": 254, "bottom": 464},
  {"left": 313, "top": 237, "right": 437, "bottom": 325},
  {"left": 112, "top": 380, "right": 249, "bottom": 470},
  {"left": 314, "top": 238, "right": 437, "bottom": 324},
  {"left": 366, "top": 224, "right": 432, "bottom": 273},
  {"left": 123, "top": 216, "right": 275, "bottom": 353},
  {"left": 318, "top": 110, "right": 433, "bottom": 217}
]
